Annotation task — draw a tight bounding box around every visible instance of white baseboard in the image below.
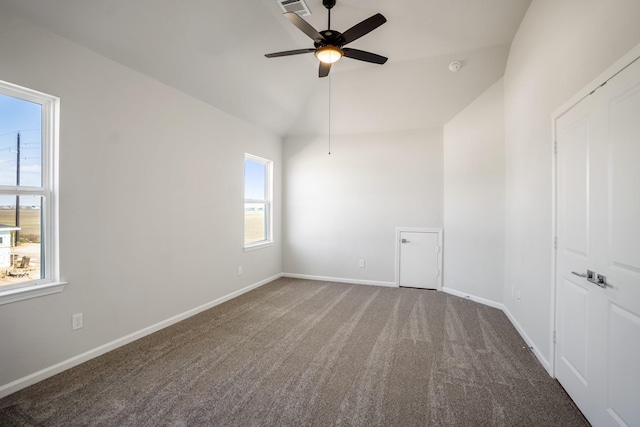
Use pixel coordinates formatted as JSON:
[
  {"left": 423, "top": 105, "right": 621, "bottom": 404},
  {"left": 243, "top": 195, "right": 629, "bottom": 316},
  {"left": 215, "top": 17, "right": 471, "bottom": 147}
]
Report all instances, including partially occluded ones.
[
  {"left": 502, "top": 306, "right": 552, "bottom": 375},
  {"left": 283, "top": 273, "right": 396, "bottom": 288},
  {"left": 286, "top": 275, "right": 551, "bottom": 372},
  {"left": 442, "top": 287, "right": 505, "bottom": 310},
  {"left": 0, "top": 274, "right": 281, "bottom": 399},
  {"left": 442, "top": 287, "right": 552, "bottom": 375},
  {"left": 1, "top": 274, "right": 554, "bottom": 399}
]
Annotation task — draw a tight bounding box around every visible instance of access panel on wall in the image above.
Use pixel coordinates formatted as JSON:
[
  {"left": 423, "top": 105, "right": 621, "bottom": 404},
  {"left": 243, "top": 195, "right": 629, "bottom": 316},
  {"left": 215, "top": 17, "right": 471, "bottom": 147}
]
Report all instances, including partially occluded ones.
[{"left": 396, "top": 228, "right": 442, "bottom": 290}]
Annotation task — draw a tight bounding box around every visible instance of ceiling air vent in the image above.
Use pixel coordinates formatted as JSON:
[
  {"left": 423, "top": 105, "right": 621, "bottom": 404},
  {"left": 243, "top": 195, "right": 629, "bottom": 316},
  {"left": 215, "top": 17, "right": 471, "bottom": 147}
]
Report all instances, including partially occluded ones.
[{"left": 276, "top": 0, "right": 311, "bottom": 17}]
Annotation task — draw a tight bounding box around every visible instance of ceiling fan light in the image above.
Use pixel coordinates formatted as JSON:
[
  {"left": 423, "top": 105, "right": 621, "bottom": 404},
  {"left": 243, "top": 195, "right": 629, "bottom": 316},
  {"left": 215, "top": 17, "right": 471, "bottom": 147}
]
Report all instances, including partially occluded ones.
[{"left": 315, "top": 45, "right": 343, "bottom": 64}]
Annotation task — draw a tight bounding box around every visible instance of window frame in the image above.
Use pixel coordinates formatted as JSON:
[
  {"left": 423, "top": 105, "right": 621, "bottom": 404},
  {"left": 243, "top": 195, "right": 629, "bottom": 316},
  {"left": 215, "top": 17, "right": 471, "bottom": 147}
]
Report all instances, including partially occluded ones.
[
  {"left": 0, "top": 80, "right": 65, "bottom": 305},
  {"left": 243, "top": 153, "right": 273, "bottom": 250}
]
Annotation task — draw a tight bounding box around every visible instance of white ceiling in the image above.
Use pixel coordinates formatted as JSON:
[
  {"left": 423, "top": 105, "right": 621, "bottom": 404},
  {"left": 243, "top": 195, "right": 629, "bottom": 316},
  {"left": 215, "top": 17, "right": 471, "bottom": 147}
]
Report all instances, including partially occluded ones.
[{"left": 0, "top": 0, "right": 531, "bottom": 136}]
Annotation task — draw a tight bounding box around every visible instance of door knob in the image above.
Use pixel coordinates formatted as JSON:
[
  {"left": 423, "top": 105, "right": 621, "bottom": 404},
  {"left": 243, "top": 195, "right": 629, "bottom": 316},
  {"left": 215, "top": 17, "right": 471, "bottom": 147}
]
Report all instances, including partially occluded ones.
[{"left": 401, "top": 238, "right": 410, "bottom": 243}]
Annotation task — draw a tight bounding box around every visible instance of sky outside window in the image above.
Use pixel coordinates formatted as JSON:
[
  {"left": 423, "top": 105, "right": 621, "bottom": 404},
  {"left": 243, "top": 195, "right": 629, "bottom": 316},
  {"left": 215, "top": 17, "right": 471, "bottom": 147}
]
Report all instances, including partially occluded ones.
[
  {"left": 245, "top": 159, "right": 266, "bottom": 201},
  {"left": 0, "top": 94, "right": 42, "bottom": 191}
]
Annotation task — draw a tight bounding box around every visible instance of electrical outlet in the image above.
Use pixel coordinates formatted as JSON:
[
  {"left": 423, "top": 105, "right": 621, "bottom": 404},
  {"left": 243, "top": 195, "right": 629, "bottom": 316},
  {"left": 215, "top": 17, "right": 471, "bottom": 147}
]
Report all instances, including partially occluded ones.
[
  {"left": 358, "top": 259, "right": 365, "bottom": 268},
  {"left": 72, "top": 313, "right": 83, "bottom": 330},
  {"left": 238, "top": 266, "right": 243, "bottom": 276}
]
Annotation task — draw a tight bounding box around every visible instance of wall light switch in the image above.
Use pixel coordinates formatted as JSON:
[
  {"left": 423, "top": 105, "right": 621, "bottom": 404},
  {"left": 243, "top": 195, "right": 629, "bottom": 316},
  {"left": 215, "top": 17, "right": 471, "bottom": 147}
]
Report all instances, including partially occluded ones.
[{"left": 359, "top": 259, "right": 365, "bottom": 268}]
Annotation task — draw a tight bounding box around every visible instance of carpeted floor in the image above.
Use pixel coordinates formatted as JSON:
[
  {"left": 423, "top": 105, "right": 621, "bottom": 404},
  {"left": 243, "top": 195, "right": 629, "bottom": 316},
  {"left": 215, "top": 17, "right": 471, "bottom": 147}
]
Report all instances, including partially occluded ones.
[{"left": 0, "top": 278, "right": 588, "bottom": 426}]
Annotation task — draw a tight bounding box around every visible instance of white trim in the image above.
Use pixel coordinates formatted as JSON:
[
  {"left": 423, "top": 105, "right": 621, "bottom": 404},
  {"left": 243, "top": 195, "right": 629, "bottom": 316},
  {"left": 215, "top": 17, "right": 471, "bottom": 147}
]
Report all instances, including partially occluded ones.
[
  {"left": 395, "top": 227, "right": 443, "bottom": 290},
  {"left": 550, "top": 113, "right": 558, "bottom": 377},
  {"left": 282, "top": 272, "right": 396, "bottom": 288},
  {"left": 552, "top": 44, "right": 640, "bottom": 119},
  {"left": 503, "top": 305, "right": 553, "bottom": 375},
  {"left": 0, "top": 80, "right": 62, "bottom": 301},
  {"left": 441, "top": 286, "right": 504, "bottom": 310},
  {"left": 550, "top": 42, "right": 640, "bottom": 378},
  {"left": 244, "top": 153, "right": 273, "bottom": 249},
  {"left": 0, "top": 79, "right": 58, "bottom": 105},
  {"left": 441, "top": 286, "right": 552, "bottom": 375},
  {"left": 1, "top": 272, "right": 558, "bottom": 399},
  {"left": 0, "top": 281, "right": 66, "bottom": 306},
  {"left": 243, "top": 241, "right": 274, "bottom": 252},
  {"left": 0, "top": 274, "right": 281, "bottom": 399}
]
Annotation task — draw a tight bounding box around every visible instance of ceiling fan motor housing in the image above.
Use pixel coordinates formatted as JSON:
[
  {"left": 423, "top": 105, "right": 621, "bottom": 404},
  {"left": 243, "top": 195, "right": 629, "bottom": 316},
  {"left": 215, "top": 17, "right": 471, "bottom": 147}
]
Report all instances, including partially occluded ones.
[
  {"left": 264, "top": 0, "right": 387, "bottom": 78},
  {"left": 323, "top": 0, "right": 336, "bottom": 10},
  {"left": 314, "top": 30, "right": 345, "bottom": 48}
]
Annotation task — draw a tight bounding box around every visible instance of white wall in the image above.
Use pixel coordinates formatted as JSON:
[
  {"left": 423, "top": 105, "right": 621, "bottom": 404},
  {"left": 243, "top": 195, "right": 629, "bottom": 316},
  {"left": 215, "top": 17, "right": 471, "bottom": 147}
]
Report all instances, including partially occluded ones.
[
  {"left": 0, "top": 10, "right": 282, "bottom": 392},
  {"left": 443, "top": 79, "right": 505, "bottom": 304},
  {"left": 6, "top": 0, "right": 640, "bottom": 398},
  {"left": 283, "top": 128, "right": 443, "bottom": 284},
  {"left": 503, "top": 0, "right": 640, "bottom": 370}
]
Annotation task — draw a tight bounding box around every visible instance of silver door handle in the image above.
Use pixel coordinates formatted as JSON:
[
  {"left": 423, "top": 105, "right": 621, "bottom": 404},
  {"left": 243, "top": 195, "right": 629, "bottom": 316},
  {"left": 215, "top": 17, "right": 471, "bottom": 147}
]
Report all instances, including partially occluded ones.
[
  {"left": 401, "top": 239, "right": 410, "bottom": 243},
  {"left": 595, "top": 274, "right": 608, "bottom": 288},
  {"left": 572, "top": 270, "right": 609, "bottom": 288},
  {"left": 573, "top": 269, "right": 595, "bottom": 280}
]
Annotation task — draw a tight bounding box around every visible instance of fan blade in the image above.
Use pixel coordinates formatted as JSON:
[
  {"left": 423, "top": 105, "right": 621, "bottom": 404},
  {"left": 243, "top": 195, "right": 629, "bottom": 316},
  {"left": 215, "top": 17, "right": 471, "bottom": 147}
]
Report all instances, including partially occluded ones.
[
  {"left": 340, "top": 13, "right": 386, "bottom": 45},
  {"left": 319, "top": 62, "right": 332, "bottom": 78},
  {"left": 284, "top": 12, "right": 325, "bottom": 43},
  {"left": 343, "top": 48, "right": 388, "bottom": 64},
  {"left": 265, "top": 48, "right": 316, "bottom": 58}
]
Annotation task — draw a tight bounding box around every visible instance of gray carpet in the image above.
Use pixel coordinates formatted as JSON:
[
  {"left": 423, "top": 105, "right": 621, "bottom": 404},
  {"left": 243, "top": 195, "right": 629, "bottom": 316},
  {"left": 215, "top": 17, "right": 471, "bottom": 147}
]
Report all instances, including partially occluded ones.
[{"left": 0, "top": 278, "right": 588, "bottom": 426}]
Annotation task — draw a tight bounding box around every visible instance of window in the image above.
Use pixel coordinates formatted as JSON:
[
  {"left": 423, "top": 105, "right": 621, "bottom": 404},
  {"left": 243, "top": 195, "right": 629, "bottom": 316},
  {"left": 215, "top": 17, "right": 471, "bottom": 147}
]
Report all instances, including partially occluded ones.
[
  {"left": 244, "top": 154, "right": 272, "bottom": 249},
  {"left": 0, "top": 80, "right": 64, "bottom": 305}
]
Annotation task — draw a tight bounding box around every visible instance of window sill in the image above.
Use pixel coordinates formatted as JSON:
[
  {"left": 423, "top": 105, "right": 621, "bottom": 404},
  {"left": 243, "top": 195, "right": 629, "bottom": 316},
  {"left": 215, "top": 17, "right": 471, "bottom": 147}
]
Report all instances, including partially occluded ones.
[
  {"left": 0, "top": 281, "right": 67, "bottom": 306},
  {"left": 244, "top": 241, "right": 274, "bottom": 252}
]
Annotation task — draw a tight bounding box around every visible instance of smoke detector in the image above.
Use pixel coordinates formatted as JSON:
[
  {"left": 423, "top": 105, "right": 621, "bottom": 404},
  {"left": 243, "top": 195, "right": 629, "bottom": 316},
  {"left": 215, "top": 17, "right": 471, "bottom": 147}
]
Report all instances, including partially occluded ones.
[
  {"left": 449, "top": 61, "right": 462, "bottom": 72},
  {"left": 276, "top": 0, "right": 311, "bottom": 17}
]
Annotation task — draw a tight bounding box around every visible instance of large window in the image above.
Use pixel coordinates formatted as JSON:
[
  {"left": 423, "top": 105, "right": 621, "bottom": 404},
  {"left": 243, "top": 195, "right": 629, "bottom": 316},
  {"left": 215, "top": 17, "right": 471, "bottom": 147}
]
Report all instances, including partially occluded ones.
[
  {"left": 0, "top": 80, "right": 63, "bottom": 305},
  {"left": 244, "top": 154, "right": 272, "bottom": 249}
]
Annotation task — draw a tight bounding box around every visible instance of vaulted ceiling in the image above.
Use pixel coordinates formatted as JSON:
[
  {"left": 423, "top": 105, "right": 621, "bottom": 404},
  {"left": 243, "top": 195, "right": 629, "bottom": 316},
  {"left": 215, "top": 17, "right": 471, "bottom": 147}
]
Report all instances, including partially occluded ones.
[{"left": 0, "top": 0, "right": 531, "bottom": 136}]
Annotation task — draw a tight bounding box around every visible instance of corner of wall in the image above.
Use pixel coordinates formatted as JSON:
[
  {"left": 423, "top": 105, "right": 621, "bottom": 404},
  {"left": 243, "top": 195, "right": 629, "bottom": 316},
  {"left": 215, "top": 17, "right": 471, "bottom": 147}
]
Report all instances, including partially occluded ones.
[{"left": 443, "top": 78, "right": 506, "bottom": 305}]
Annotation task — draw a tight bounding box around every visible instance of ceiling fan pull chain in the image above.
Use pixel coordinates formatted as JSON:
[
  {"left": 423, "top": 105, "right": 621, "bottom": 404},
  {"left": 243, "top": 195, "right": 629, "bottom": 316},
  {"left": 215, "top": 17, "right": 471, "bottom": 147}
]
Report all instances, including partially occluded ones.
[{"left": 328, "top": 75, "right": 332, "bottom": 155}]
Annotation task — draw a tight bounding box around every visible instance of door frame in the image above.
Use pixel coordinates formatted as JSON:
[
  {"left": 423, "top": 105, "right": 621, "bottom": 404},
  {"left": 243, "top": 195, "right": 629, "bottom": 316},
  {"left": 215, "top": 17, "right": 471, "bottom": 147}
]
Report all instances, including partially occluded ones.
[
  {"left": 550, "top": 42, "right": 640, "bottom": 378},
  {"left": 395, "top": 227, "right": 443, "bottom": 290}
]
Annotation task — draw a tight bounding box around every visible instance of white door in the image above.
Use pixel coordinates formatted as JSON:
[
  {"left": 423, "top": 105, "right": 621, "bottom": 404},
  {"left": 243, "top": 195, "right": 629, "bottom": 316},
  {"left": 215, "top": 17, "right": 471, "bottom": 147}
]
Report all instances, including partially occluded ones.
[
  {"left": 398, "top": 230, "right": 441, "bottom": 289},
  {"left": 555, "top": 57, "right": 640, "bottom": 426}
]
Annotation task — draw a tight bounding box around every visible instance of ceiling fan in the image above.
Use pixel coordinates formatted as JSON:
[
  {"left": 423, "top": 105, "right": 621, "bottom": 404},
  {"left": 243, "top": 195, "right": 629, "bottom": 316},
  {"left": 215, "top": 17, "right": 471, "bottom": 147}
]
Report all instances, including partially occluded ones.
[{"left": 265, "top": 0, "right": 388, "bottom": 78}]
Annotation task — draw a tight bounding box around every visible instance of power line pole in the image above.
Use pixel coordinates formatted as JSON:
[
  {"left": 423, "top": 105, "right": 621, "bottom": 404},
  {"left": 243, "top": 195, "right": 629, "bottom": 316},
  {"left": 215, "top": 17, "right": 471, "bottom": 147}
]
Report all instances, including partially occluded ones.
[{"left": 15, "top": 131, "right": 20, "bottom": 245}]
